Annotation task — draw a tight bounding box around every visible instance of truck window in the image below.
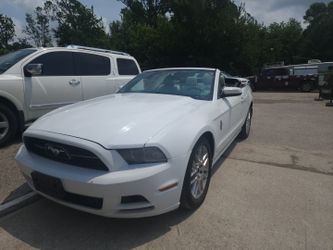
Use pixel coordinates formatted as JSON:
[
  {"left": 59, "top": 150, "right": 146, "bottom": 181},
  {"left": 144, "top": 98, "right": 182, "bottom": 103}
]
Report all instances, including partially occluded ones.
[
  {"left": 117, "top": 58, "right": 139, "bottom": 75},
  {"left": 28, "top": 52, "right": 74, "bottom": 76},
  {"left": 73, "top": 52, "right": 110, "bottom": 76}
]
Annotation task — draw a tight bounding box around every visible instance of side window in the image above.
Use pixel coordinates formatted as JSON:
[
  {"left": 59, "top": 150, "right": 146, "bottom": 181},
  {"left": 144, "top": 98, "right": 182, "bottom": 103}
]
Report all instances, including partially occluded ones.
[
  {"left": 28, "top": 52, "right": 74, "bottom": 76},
  {"left": 117, "top": 58, "right": 139, "bottom": 75},
  {"left": 218, "top": 74, "right": 225, "bottom": 98},
  {"left": 74, "top": 52, "right": 110, "bottom": 76}
]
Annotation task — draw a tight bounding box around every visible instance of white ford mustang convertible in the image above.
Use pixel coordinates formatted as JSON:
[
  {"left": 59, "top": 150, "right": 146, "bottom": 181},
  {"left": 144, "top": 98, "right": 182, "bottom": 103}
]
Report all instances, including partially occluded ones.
[{"left": 16, "top": 68, "right": 253, "bottom": 218}]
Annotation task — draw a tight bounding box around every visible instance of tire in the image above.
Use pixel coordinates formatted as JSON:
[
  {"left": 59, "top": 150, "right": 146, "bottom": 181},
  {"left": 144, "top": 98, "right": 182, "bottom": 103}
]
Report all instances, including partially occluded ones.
[
  {"left": 301, "top": 82, "right": 313, "bottom": 92},
  {"left": 180, "top": 137, "right": 212, "bottom": 210},
  {"left": 238, "top": 107, "right": 252, "bottom": 140},
  {"left": 0, "top": 104, "right": 18, "bottom": 147},
  {"left": 250, "top": 82, "right": 256, "bottom": 92}
]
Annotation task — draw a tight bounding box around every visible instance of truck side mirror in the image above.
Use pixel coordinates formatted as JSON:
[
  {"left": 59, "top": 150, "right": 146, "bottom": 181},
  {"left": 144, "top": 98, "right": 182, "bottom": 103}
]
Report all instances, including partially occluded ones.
[{"left": 24, "top": 63, "right": 43, "bottom": 77}]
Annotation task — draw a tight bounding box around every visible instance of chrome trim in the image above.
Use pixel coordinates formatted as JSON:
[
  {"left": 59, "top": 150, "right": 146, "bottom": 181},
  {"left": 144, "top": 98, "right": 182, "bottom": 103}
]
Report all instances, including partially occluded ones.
[{"left": 29, "top": 101, "right": 74, "bottom": 110}]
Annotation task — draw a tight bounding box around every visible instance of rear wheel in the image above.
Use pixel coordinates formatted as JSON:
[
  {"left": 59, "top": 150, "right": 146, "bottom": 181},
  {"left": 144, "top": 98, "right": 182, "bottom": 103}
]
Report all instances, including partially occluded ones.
[
  {"left": 238, "top": 108, "right": 252, "bottom": 140},
  {"left": 0, "top": 105, "right": 18, "bottom": 147},
  {"left": 301, "top": 82, "right": 313, "bottom": 92},
  {"left": 180, "top": 137, "right": 212, "bottom": 210}
]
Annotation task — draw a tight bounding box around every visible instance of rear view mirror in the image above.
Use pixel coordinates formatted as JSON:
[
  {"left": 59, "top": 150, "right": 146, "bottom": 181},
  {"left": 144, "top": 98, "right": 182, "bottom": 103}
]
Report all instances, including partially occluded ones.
[
  {"left": 221, "top": 87, "right": 242, "bottom": 97},
  {"left": 24, "top": 63, "right": 42, "bottom": 77}
]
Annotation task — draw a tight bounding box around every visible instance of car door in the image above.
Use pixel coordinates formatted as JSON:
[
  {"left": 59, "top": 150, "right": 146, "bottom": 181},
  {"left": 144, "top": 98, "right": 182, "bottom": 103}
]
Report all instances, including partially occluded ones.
[
  {"left": 214, "top": 74, "right": 243, "bottom": 155},
  {"left": 73, "top": 52, "right": 114, "bottom": 99},
  {"left": 221, "top": 75, "right": 244, "bottom": 136},
  {"left": 213, "top": 75, "right": 232, "bottom": 155},
  {"left": 24, "top": 51, "right": 82, "bottom": 120}
]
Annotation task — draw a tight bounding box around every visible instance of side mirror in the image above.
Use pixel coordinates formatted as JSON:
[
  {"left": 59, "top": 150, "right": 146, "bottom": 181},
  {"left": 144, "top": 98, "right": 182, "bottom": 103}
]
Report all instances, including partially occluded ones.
[
  {"left": 221, "top": 87, "right": 242, "bottom": 97},
  {"left": 24, "top": 63, "right": 42, "bottom": 77}
]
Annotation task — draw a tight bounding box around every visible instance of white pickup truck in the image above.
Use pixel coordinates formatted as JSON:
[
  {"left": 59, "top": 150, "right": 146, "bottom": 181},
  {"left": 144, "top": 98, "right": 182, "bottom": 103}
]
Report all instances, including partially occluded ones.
[{"left": 0, "top": 45, "right": 141, "bottom": 146}]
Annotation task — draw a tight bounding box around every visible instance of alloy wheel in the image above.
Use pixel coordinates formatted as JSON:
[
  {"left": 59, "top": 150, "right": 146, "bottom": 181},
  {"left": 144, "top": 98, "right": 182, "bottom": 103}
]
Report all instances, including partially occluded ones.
[
  {"left": 245, "top": 111, "right": 251, "bottom": 135},
  {"left": 190, "top": 144, "right": 210, "bottom": 199}
]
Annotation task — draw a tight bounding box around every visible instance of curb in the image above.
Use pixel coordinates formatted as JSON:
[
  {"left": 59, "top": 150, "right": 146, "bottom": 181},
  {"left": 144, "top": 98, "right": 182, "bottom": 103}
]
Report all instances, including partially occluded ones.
[{"left": 0, "top": 192, "right": 40, "bottom": 218}]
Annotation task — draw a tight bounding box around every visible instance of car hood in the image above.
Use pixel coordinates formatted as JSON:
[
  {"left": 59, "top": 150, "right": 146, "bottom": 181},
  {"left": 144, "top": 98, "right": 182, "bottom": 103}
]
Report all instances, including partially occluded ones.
[{"left": 29, "top": 93, "right": 203, "bottom": 148}]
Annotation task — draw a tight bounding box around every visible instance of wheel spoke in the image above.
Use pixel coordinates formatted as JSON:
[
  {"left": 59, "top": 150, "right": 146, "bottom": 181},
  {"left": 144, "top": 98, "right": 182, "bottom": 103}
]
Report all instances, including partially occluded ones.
[
  {"left": 191, "top": 162, "right": 200, "bottom": 177},
  {"left": 199, "top": 179, "right": 205, "bottom": 193},
  {"left": 202, "top": 156, "right": 209, "bottom": 167},
  {"left": 193, "top": 181, "right": 199, "bottom": 197},
  {"left": 201, "top": 153, "right": 208, "bottom": 163},
  {"left": 191, "top": 175, "right": 197, "bottom": 185}
]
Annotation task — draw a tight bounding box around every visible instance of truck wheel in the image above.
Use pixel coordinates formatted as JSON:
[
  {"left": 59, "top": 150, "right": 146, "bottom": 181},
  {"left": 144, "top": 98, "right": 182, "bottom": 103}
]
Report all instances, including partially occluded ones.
[
  {"left": 301, "top": 82, "right": 313, "bottom": 92},
  {"left": 0, "top": 105, "right": 18, "bottom": 147}
]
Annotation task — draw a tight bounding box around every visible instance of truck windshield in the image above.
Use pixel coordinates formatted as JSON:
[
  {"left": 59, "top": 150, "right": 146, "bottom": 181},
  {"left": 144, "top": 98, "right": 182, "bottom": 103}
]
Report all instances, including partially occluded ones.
[{"left": 0, "top": 48, "right": 37, "bottom": 74}]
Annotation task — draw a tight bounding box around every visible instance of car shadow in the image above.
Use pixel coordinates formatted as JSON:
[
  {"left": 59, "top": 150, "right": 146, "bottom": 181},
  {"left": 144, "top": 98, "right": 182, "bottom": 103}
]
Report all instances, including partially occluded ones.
[
  {"left": 1, "top": 183, "right": 32, "bottom": 204},
  {"left": 212, "top": 139, "right": 239, "bottom": 176},
  {"left": 0, "top": 138, "right": 239, "bottom": 249},
  {"left": 0, "top": 131, "right": 23, "bottom": 149}
]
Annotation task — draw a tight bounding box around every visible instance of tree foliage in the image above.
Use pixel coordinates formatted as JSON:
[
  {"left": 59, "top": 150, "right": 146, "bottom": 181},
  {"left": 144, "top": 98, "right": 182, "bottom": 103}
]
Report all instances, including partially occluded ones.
[
  {"left": 52, "top": 0, "right": 109, "bottom": 47},
  {"left": 0, "top": 14, "right": 15, "bottom": 49},
  {"left": 5, "top": 0, "right": 333, "bottom": 75},
  {"left": 111, "top": 0, "right": 269, "bottom": 74},
  {"left": 302, "top": 2, "right": 333, "bottom": 61},
  {"left": 24, "top": 1, "right": 53, "bottom": 47}
]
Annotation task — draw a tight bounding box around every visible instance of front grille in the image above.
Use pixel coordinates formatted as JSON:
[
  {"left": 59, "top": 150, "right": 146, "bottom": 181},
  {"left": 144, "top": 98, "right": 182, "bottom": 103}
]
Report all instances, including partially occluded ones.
[{"left": 24, "top": 136, "right": 109, "bottom": 171}]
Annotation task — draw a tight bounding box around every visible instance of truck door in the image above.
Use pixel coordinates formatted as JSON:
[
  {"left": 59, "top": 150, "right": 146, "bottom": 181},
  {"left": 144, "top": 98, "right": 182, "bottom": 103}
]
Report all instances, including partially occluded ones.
[
  {"left": 73, "top": 52, "right": 112, "bottom": 99},
  {"left": 24, "top": 51, "right": 82, "bottom": 120},
  {"left": 261, "top": 69, "right": 275, "bottom": 89}
]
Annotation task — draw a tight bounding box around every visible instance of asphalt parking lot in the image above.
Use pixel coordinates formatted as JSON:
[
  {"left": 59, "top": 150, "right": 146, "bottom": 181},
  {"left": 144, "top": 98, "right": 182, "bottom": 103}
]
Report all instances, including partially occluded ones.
[{"left": 0, "top": 92, "right": 332, "bottom": 249}]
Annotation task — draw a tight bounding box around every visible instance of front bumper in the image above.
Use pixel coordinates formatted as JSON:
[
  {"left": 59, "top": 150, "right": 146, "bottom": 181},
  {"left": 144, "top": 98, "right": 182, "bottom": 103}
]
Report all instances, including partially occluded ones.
[{"left": 16, "top": 145, "right": 188, "bottom": 218}]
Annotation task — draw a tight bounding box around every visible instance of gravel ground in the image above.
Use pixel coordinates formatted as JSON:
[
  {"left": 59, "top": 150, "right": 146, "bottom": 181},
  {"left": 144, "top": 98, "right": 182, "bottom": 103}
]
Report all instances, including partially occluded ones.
[
  {"left": 0, "top": 139, "right": 31, "bottom": 205},
  {"left": 0, "top": 92, "right": 332, "bottom": 249}
]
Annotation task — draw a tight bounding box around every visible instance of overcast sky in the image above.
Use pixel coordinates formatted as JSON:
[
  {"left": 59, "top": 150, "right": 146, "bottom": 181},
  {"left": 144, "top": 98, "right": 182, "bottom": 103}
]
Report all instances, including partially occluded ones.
[{"left": 0, "top": 0, "right": 330, "bottom": 39}]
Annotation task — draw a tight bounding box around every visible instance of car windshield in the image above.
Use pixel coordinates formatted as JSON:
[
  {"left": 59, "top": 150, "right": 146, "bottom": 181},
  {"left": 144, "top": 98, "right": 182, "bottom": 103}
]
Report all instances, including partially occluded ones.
[
  {"left": 0, "top": 48, "right": 37, "bottom": 74},
  {"left": 119, "top": 69, "right": 215, "bottom": 100}
]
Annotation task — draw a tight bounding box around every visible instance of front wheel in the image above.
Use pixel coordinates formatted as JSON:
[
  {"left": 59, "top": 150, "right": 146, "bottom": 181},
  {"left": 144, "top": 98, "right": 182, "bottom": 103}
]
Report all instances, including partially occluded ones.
[
  {"left": 0, "top": 105, "right": 18, "bottom": 147},
  {"left": 180, "top": 137, "right": 212, "bottom": 210}
]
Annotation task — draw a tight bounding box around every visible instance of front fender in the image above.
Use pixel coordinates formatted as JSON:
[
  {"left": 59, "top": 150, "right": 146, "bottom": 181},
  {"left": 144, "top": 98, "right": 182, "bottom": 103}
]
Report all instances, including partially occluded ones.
[
  {"left": 145, "top": 112, "right": 215, "bottom": 160},
  {"left": 0, "top": 90, "right": 24, "bottom": 112}
]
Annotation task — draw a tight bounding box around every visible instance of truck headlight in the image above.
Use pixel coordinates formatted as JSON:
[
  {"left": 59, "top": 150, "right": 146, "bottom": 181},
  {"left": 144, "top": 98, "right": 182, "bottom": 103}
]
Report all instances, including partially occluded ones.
[{"left": 117, "top": 147, "right": 167, "bottom": 164}]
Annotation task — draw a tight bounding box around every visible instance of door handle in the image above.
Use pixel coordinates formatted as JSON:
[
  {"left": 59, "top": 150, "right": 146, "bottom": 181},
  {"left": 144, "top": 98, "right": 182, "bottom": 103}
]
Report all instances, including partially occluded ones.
[{"left": 69, "top": 79, "right": 80, "bottom": 86}]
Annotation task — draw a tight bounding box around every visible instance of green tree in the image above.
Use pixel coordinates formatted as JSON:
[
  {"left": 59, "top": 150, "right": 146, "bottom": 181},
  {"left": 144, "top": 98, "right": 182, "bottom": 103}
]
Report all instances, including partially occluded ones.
[
  {"left": 52, "top": 0, "right": 109, "bottom": 47},
  {"left": 302, "top": 1, "right": 333, "bottom": 61},
  {"left": 0, "top": 14, "right": 15, "bottom": 49},
  {"left": 263, "top": 18, "right": 303, "bottom": 65},
  {"left": 24, "top": 1, "right": 53, "bottom": 47},
  {"left": 111, "top": 0, "right": 265, "bottom": 75}
]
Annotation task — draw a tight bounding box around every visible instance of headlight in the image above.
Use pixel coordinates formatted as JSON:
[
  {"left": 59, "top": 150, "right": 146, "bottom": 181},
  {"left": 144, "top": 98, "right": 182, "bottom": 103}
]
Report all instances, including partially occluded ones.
[{"left": 117, "top": 147, "right": 167, "bottom": 164}]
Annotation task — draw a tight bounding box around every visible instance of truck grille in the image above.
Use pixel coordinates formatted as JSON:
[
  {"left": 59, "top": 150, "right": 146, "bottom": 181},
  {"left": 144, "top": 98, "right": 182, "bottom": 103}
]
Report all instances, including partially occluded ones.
[{"left": 24, "top": 136, "right": 109, "bottom": 171}]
